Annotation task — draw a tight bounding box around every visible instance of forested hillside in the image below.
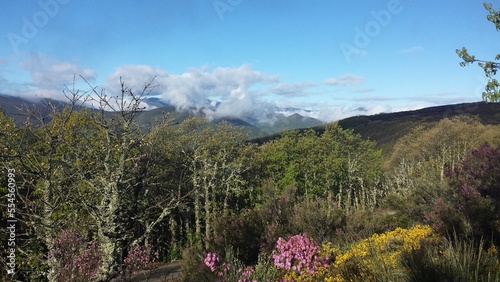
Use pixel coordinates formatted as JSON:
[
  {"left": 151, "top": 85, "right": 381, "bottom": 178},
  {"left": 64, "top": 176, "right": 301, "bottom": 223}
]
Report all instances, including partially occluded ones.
[
  {"left": 252, "top": 102, "right": 500, "bottom": 156},
  {"left": 1, "top": 85, "right": 500, "bottom": 281},
  {"left": 336, "top": 102, "right": 500, "bottom": 155}
]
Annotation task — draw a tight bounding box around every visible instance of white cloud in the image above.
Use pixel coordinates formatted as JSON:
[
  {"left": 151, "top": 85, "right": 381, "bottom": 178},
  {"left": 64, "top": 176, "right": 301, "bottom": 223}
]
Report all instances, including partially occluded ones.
[
  {"left": 400, "top": 46, "right": 424, "bottom": 54},
  {"left": 270, "top": 81, "right": 317, "bottom": 96},
  {"left": 352, "top": 88, "right": 375, "bottom": 93},
  {"left": 104, "top": 64, "right": 169, "bottom": 102},
  {"left": 104, "top": 64, "right": 279, "bottom": 120},
  {"left": 18, "top": 53, "right": 97, "bottom": 101},
  {"left": 324, "top": 73, "right": 364, "bottom": 86}
]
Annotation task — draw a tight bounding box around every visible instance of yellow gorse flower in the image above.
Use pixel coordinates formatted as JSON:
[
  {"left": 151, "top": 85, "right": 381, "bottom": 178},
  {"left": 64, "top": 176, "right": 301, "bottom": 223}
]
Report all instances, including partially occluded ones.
[
  {"left": 333, "top": 224, "right": 432, "bottom": 269},
  {"left": 281, "top": 225, "right": 433, "bottom": 281}
]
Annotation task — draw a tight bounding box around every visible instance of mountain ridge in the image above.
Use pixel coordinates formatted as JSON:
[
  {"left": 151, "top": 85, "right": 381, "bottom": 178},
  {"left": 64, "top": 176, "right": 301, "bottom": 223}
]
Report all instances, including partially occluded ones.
[
  {"left": 250, "top": 102, "right": 500, "bottom": 155},
  {"left": 0, "top": 94, "right": 323, "bottom": 138},
  {"left": 3, "top": 94, "right": 498, "bottom": 148}
]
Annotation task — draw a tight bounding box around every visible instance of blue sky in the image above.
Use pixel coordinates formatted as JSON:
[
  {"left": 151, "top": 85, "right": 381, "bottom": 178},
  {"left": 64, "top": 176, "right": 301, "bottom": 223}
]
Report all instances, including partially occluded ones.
[{"left": 0, "top": 0, "right": 498, "bottom": 121}]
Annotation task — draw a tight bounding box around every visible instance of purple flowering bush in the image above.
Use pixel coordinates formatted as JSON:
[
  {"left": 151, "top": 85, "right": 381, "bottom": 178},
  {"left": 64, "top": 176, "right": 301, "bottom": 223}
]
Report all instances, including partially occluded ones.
[
  {"left": 203, "top": 251, "right": 241, "bottom": 281},
  {"left": 202, "top": 235, "right": 330, "bottom": 281},
  {"left": 446, "top": 143, "right": 500, "bottom": 246},
  {"left": 237, "top": 266, "right": 257, "bottom": 282},
  {"left": 203, "top": 248, "right": 265, "bottom": 282},
  {"left": 272, "top": 234, "right": 328, "bottom": 275},
  {"left": 50, "top": 229, "right": 102, "bottom": 281},
  {"left": 123, "top": 244, "right": 158, "bottom": 273}
]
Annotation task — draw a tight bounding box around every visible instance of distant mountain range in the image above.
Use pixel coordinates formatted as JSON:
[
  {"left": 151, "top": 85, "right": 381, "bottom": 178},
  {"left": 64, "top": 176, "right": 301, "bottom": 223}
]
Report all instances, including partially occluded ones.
[
  {"left": 2, "top": 94, "right": 499, "bottom": 152},
  {"left": 0, "top": 94, "right": 324, "bottom": 138}
]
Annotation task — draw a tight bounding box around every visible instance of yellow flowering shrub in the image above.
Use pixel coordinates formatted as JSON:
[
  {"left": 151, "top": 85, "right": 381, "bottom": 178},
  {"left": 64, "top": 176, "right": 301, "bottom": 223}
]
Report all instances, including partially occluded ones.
[
  {"left": 279, "top": 225, "right": 433, "bottom": 281},
  {"left": 332, "top": 224, "right": 433, "bottom": 280},
  {"left": 283, "top": 266, "right": 335, "bottom": 282}
]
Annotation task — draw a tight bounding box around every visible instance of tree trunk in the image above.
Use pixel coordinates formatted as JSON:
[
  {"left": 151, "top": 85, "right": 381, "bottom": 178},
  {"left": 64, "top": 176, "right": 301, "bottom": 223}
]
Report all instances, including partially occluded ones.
[
  {"left": 204, "top": 172, "right": 211, "bottom": 245},
  {"left": 194, "top": 187, "right": 201, "bottom": 239},
  {"left": 95, "top": 181, "right": 122, "bottom": 281},
  {"left": 42, "top": 180, "right": 58, "bottom": 282}
]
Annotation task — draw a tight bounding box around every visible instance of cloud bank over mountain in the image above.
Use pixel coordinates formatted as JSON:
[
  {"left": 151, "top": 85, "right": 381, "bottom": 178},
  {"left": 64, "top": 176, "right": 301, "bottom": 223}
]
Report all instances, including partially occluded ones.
[{"left": 1, "top": 53, "right": 479, "bottom": 123}]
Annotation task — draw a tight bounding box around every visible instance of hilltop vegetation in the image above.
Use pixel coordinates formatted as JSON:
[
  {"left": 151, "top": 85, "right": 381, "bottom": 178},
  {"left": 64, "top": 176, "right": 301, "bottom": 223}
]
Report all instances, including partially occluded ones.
[
  {"left": 337, "top": 102, "right": 500, "bottom": 155},
  {"left": 252, "top": 102, "right": 500, "bottom": 156},
  {"left": 1, "top": 82, "right": 500, "bottom": 281}
]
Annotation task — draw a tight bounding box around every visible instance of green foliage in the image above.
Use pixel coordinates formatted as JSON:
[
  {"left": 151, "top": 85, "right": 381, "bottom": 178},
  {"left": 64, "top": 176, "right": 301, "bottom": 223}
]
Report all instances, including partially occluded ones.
[
  {"left": 447, "top": 143, "right": 500, "bottom": 246},
  {"left": 255, "top": 182, "right": 299, "bottom": 253},
  {"left": 257, "top": 124, "right": 383, "bottom": 212},
  {"left": 211, "top": 209, "right": 265, "bottom": 264},
  {"left": 384, "top": 118, "right": 500, "bottom": 244},
  {"left": 0, "top": 110, "right": 19, "bottom": 157},
  {"left": 180, "top": 242, "right": 214, "bottom": 282},
  {"left": 386, "top": 117, "right": 500, "bottom": 194},
  {"left": 214, "top": 247, "right": 248, "bottom": 281},
  {"left": 333, "top": 102, "right": 500, "bottom": 157},
  {"left": 485, "top": 2, "right": 500, "bottom": 30},
  {"left": 403, "top": 235, "right": 500, "bottom": 282},
  {"left": 162, "top": 117, "right": 255, "bottom": 247},
  {"left": 251, "top": 254, "right": 283, "bottom": 282},
  {"left": 457, "top": 3, "right": 500, "bottom": 102},
  {"left": 291, "top": 196, "right": 346, "bottom": 244},
  {"left": 207, "top": 181, "right": 345, "bottom": 268},
  {"left": 10, "top": 240, "right": 48, "bottom": 282},
  {"left": 207, "top": 181, "right": 296, "bottom": 265}
]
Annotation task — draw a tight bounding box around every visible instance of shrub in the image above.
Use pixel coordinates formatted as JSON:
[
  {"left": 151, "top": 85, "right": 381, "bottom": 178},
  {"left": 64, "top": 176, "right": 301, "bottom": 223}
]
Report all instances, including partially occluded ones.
[
  {"left": 50, "top": 229, "right": 101, "bottom": 281},
  {"left": 180, "top": 242, "right": 214, "bottom": 282},
  {"left": 211, "top": 208, "right": 264, "bottom": 265},
  {"left": 272, "top": 234, "right": 329, "bottom": 276},
  {"left": 251, "top": 254, "right": 283, "bottom": 282},
  {"left": 447, "top": 143, "right": 500, "bottom": 245},
  {"left": 403, "top": 235, "right": 500, "bottom": 282},
  {"left": 290, "top": 196, "right": 345, "bottom": 244},
  {"left": 332, "top": 225, "right": 433, "bottom": 280},
  {"left": 422, "top": 197, "right": 468, "bottom": 238},
  {"left": 203, "top": 247, "right": 244, "bottom": 281},
  {"left": 202, "top": 247, "right": 261, "bottom": 282},
  {"left": 123, "top": 244, "right": 158, "bottom": 273},
  {"left": 258, "top": 183, "right": 299, "bottom": 252}
]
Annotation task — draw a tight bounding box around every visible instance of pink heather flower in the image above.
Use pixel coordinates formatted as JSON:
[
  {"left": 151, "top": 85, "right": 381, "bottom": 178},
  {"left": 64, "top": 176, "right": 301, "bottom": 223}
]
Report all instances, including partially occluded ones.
[
  {"left": 50, "top": 230, "right": 102, "bottom": 280},
  {"left": 124, "top": 245, "right": 155, "bottom": 272},
  {"left": 204, "top": 252, "right": 220, "bottom": 272},
  {"left": 272, "top": 234, "right": 328, "bottom": 275}
]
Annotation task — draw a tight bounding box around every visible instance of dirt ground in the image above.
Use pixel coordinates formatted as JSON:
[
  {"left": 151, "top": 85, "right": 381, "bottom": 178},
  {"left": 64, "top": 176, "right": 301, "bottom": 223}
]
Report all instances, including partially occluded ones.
[{"left": 111, "top": 261, "right": 182, "bottom": 282}]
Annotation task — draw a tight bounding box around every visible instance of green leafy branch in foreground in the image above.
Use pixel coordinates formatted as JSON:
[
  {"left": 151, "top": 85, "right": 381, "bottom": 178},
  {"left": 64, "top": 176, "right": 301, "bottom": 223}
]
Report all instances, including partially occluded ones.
[{"left": 457, "top": 2, "right": 500, "bottom": 102}]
